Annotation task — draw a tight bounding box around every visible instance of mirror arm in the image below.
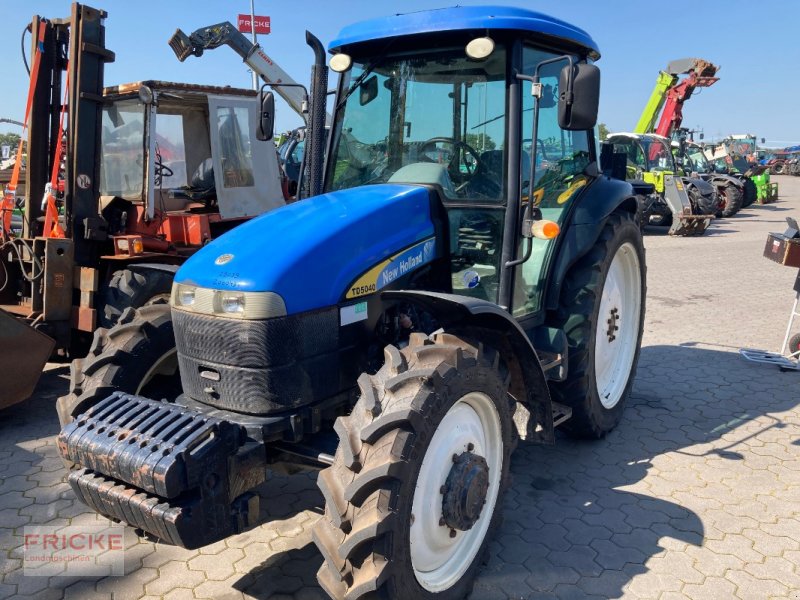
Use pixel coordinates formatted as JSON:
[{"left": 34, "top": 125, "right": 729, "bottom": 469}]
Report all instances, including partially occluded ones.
[{"left": 260, "top": 82, "right": 310, "bottom": 116}]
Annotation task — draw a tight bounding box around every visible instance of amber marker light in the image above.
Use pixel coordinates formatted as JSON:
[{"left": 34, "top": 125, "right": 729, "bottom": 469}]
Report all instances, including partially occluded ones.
[{"left": 531, "top": 220, "right": 560, "bottom": 240}]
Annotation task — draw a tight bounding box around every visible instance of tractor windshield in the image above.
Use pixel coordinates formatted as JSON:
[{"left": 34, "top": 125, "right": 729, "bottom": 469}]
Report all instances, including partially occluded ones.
[
  {"left": 685, "top": 145, "right": 710, "bottom": 173},
  {"left": 99, "top": 99, "right": 146, "bottom": 199},
  {"left": 641, "top": 137, "right": 674, "bottom": 172},
  {"left": 325, "top": 47, "right": 507, "bottom": 201}
]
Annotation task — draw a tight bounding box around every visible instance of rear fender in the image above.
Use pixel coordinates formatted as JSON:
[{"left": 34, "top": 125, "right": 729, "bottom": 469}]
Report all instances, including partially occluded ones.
[
  {"left": 709, "top": 174, "right": 744, "bottom": 191},
  {"left": 545, "top": 176, "right": 638, "bottom": 311},
  {"left": 382, "top": 290, "right": 555, "bottom": 444}
]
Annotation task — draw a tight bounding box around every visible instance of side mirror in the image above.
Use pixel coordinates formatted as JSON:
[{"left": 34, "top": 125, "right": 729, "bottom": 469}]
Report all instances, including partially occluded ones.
[
  {"left": 699, "top": 133, "right": 704, "bottom": 140},
  {"left": 257, "top": 91, "right": 275, "bottom": 141},
  {"left": 360, "top": 75, "right": 379, "bottom": 106},
  {"left": 558, "top": 62, "right": 600, "bottom": 130}
]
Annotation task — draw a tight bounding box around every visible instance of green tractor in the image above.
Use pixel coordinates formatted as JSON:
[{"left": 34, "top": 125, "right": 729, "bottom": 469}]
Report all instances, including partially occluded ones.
[
  {"left": 606, "top": 132, "right": 716, "bottom": 235},
  {"left": 58, "top": 7, "right": 647, "bottom": 598}
]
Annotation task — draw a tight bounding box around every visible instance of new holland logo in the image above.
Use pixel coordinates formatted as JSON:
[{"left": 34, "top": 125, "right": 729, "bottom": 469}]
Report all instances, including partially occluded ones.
[{"left": 215, "top": 253, "right": 234, "bottom": 265}]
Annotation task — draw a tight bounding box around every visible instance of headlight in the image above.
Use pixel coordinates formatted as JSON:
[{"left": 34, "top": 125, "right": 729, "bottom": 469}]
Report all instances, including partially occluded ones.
[
  {"left": 176, "top": 284, "right": 196, "bottom": 306},
  {"left": 216, "top": 291, "right": 245, "bottom": 314},
  {"left": 171, "top": 283, "right": 286, "bottom": 319}
]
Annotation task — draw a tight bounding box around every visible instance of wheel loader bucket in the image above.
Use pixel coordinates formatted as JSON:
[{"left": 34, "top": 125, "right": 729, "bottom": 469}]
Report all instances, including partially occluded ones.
[
  {"left": 0, "top": 308, "right": 55, "bottom": 409},
  {"left": 668, "top": 214, "right": 713, "bottom": 236}
]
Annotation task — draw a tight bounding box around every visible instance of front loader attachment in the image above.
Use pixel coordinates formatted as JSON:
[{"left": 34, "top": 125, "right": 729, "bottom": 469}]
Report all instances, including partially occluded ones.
[
  {"left": 668, "top": 214, "right": 712, "bottom": 236},
  {"left": 0, "top": 308, "right": 55, "bottom": 409},
  {"left": 662, "top": 174, "right": 713, "bottom": 236}
]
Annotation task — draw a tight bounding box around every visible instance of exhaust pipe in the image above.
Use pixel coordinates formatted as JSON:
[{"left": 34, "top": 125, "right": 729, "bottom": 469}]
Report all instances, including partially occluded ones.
[{"left": 304, "top": 31, "right": 327, "bottom": 199}]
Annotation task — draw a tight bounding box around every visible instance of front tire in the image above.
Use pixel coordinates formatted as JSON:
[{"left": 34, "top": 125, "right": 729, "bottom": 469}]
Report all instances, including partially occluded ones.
[
  {"left": 717, "top": 182, "right": 743, "bottom": 218},
  {"left": 550, "top": 211, "right": 646, "bottom": 439},
  {"left": 56, "top": 303, "right": 179, "bottom": 427},
  {"left": 741, "top": 178, "right": 757, "bottom": 208},
  {"left": 314, "top": 333, "right": 515, "bottom": 599}
]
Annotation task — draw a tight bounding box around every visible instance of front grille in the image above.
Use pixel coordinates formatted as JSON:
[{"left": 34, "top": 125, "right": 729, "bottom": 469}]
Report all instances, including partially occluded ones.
[{"left": 172, "top": 307, "right": 341, "bottom": 415}]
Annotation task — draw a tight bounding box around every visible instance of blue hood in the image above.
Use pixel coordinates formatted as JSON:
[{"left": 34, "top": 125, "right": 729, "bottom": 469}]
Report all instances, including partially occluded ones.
[{"left": 174, "top": 184, "right": 435, "bottom": 315}]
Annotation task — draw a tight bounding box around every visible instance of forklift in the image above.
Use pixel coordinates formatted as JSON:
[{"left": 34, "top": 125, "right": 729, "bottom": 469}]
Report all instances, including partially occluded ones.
[{"left": 0, "top": 4, "right": 293, "bottom": 410}]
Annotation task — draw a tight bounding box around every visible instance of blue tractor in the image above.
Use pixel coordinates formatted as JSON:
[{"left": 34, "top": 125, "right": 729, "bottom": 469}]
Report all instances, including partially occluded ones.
[{"left": 58, "top": 7, "right": 646, "bottom": 598}]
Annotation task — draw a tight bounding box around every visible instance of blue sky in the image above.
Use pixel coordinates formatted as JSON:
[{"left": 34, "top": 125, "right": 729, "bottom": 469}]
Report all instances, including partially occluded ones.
[{"left": 1, "top": 1, "right": 798, "bottom": 147}]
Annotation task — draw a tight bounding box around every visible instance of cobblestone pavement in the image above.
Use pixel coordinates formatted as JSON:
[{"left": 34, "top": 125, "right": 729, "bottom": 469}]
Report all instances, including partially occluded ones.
[{"left": 2, "top": 177, "right": 800, "bottom": 600}]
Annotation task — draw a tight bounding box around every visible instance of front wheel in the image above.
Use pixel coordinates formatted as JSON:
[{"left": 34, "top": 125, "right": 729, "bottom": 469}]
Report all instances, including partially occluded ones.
[
  {"left": 56, "top": 303, "right": 179, "bottom": 427},
  {"left": 550, "top": 211, "right": 646, "bottom": 439},
  {"left": 717, "top": 182, "right": 743, "bottom": 218},
  {"left": 314, "top": 333, "right": 515, "bottom": 599}
]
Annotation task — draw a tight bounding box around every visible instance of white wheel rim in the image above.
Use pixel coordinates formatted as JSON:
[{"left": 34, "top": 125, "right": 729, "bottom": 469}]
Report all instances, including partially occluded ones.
[
  {"left": 594, "top": 242, "right": 641, "bottom": 409},
  {"left": 410, "top": 391, "right": 502, "bottom": 592}
]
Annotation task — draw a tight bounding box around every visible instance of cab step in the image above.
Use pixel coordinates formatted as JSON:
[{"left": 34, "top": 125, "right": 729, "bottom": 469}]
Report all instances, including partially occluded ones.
[{"left": 551, "top": 401, "right": 572, "bottom": 428}]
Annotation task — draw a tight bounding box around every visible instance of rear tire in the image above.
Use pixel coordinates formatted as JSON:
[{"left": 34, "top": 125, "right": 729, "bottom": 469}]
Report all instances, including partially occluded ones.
[
  {"left": 717, "top": 182, "right": 743, "bottom": 218},
  {"left": 56, "top": 303, "right": 179, "bottom": 427},
  {"left": 314, "top": 333, "right": 515, "bottom": 600},
  {"left": 549, "top": 211, "right": 646, "bottom": 439},
  {"left": 101, "top": 268, "right": 174, "bottom": 328}
]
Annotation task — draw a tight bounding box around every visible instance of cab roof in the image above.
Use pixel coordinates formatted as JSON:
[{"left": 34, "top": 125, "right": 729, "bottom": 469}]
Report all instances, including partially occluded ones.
[{"left": 329, "top": 5, "right": 600, "bottom": 58}]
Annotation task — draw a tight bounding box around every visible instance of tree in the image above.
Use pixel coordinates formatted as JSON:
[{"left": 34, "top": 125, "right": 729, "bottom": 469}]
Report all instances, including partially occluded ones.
[
  {"left": 464, "top": 132, "right": 496, "bottom": 151},
  {"left": 0, "top": 133, "right": 21, "bottom": 148},
  {"left": 597, "top": 122, "right": 609, "bottom": 141}
]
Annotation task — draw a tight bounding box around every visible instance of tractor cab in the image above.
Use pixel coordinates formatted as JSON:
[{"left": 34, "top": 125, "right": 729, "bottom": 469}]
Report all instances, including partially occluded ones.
[
  {"left": 324, "top": 16, "right": 600, "bottom": 317},
  {"left": 99, "top": 81, "right": 285, "bottom": 253}
]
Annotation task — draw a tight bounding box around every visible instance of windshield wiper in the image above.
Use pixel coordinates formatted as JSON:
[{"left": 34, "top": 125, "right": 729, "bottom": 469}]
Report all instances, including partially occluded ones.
[{"left": 335, "top": 44, "right": 393, "bottom": 112}]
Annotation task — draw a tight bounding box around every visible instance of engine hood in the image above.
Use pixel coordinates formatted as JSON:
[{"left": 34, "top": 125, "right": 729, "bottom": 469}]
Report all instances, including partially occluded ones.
[{"left": 174, "top": 184, "right": 435, "bottom": 315}]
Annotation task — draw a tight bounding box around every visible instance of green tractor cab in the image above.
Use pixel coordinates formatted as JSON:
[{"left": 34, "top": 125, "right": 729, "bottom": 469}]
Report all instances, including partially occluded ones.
[{"left": 606, "top": 132, "right": 716, "bottom": 235}]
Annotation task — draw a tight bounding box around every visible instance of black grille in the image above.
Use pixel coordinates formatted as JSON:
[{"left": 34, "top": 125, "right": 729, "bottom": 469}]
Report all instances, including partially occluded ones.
[{"left": 172, "top": 307, "right": 341, "bottom": 415}]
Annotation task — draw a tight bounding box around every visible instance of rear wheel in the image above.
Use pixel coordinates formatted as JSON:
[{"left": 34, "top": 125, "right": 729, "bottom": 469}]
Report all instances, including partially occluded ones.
[
  {"left": 315, "top": 333, "right": 515, "bottom": 599},
  {"left": 56, "top": 303, "right": 179, "bottom": 427},
  {"left": 550, "top": 211, "right": 646, "bottom": 439}
]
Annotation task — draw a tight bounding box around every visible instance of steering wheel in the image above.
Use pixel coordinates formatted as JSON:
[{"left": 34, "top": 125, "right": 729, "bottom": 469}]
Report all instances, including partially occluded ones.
[{"left": 419, "top": 137, "right": 483, "bottom": 184}]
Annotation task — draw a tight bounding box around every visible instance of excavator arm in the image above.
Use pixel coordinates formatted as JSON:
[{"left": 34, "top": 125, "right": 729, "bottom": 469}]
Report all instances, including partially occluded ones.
[{"left": 169, "top": 22, "right": 309, "bottom": 120}]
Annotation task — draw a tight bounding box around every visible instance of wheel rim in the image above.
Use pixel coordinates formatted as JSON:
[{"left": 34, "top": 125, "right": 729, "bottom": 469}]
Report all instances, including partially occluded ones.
[
  {"left": 594, "top": 242, "right": 642, "bottom": 409},
  {"left": 135, "top": 349, "right": 178, "bottom": 395},
  {"left": 410, "top": 391, "right": 502, "bottom": 592}
]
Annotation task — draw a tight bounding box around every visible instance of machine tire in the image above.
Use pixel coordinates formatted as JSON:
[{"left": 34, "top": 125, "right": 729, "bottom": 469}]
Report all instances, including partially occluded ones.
[
  {"left": 549, "top": 211, "right": 646, "bottom": 439},
  {"left": 717, "top": 182, "right": 743, "bottom": 218},
  {"left": 56, "top": 303, "right": 179, "bottom": 428},
  {"left": 773, "top": 162, "right": 785, "bottom": 175},
  {"left": 741, "top": 178, "right": 757, "bottom": 208},
  {"left": 101, "top": 268, "right": 175, "bottom": 328},
  {"left": 314, "top": 332, "right": 515, "bottom": 600},
  {"left": 788, "top": 333, "right": 800, "bottom": 356}
]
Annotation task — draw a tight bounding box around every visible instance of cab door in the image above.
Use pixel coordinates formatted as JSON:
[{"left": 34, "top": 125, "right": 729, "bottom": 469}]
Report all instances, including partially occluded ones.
[
  {"left": 207, "top": 95, "right": 285, "bottom": 219},
  {"left": 512, "top": 48, "right": 593, "bottom": 319}
]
